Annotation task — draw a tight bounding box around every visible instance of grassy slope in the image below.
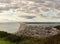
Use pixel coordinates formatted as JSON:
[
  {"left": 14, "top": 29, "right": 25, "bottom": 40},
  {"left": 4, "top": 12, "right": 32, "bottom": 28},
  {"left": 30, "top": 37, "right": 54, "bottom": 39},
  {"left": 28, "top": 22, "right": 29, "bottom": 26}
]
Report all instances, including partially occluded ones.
[
  {"left": 0, "top": 31, "right": 60, "bottom": 44},
  {"left": 0, "top": 38, "right": 15, "bottom": 44}
]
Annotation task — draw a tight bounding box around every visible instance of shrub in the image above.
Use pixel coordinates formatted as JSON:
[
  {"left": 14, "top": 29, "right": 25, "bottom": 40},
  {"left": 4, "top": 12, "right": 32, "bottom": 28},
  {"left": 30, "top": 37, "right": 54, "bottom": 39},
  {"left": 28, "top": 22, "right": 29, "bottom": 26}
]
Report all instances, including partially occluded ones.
[
  {"left": 5, "top": 34, "right": 22, "bottom": 43},
  {"left": 0, "top": 31, "right": 10, "bottom": 38},
  {"left": 54, "top": 25, "right": 60, "bottom": 30}
]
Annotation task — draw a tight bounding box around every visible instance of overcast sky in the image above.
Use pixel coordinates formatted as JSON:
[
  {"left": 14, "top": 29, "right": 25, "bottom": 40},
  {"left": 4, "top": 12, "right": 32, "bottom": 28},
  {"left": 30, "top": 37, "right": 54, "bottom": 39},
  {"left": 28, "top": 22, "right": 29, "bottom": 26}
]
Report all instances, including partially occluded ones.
[{"left": 0, "top": 0, "right": 60, "bottom": 22}]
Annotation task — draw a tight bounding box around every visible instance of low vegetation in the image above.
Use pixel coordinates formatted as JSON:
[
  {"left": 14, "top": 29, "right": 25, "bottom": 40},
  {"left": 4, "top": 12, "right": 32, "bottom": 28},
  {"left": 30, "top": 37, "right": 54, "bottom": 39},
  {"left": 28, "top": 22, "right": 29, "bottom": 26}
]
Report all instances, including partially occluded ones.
[
  {"left": 0, "top": 31, "right": 60, "bottom": 44},
  {"left": 0, "top": 38, "right": 15, "bottom": 44},
  {"left": 54, "top": 25, "right": 60, "bottom": 30}
]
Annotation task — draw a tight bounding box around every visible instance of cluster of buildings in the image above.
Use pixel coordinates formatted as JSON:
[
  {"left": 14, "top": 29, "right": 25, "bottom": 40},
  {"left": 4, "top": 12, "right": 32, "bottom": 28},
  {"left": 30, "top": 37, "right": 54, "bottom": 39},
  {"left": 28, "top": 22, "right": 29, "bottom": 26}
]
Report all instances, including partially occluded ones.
[{"left": 16, "top": 23, "right": 60, "bottom": 37}]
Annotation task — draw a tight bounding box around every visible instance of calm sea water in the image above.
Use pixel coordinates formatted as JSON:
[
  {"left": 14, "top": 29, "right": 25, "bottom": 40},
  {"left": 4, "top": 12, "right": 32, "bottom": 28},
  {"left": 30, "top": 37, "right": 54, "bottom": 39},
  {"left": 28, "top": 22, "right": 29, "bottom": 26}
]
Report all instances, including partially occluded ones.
[
  {"left": 0, "top": 22, "right": 20, "bottom": 33},
  {"left": 27, "top": 24, "right": 60, "bottom": 26}
]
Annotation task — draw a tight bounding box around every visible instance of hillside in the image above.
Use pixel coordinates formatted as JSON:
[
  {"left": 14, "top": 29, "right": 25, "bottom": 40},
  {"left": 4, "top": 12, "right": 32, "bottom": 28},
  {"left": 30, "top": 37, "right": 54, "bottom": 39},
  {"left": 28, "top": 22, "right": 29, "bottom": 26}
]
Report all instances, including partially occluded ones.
[{"left": 0, "top": 31, "right": 60, "bottom": 44}]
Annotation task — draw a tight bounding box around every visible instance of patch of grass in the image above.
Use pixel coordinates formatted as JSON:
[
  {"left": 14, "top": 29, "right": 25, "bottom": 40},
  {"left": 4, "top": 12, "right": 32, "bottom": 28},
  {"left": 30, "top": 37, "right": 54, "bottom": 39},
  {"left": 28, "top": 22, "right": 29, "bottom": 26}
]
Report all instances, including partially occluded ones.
[{"left": 0, "top": 38, "right": 15, "bottom": 44}]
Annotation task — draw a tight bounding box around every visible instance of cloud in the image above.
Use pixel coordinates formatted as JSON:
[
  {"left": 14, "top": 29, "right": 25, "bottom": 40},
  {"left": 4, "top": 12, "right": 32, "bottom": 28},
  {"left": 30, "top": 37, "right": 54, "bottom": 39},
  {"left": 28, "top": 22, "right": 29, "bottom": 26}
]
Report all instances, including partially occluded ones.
[
  {"left": 0, "top": 0, "right": 19, "bottom": 12},
  {"left": 0, "top": 0, "right": 11, "bottom": 3},
  {"left": 20, "top": 16, "right": 36, "bottom": 19},
  {"left": 40, "top": 9, "right": 60, "bottom": 19},
  {"left": 0, "top": 7, "right": 9, "bottom": 11},
  {"left": 0, "top": 4, "right": 19, "bottom": 12},
  {"left": 0, "top": 0, "right": 60, "bottom": 22}
]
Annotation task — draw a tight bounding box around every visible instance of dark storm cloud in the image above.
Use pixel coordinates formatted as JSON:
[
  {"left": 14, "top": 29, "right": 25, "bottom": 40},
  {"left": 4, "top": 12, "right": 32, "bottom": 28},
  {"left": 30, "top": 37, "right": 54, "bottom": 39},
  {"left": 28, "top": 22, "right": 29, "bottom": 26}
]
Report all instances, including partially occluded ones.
[
  {"left": 20, "top": 16, "right": 36, "bottom": 19},
  {"left": 40, "top": 14, "right": 47, "bottom": 17}
]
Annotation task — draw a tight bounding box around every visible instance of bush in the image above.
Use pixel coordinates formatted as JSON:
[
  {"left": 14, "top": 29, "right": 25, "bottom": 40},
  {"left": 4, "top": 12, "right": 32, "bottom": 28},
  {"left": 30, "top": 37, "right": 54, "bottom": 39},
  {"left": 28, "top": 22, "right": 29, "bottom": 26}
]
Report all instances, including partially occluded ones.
[
  {"left": 0, "top": 31, "right": 10, "bottom": 38},
  {"left": 5, "top": 34, "right": 22, "bottom": 43},
  {"left": 54, "top": 25, "right": 60, "bottom": 30},
  {"left": 0, "top": 31, "right": 22, "bottom": 43},
  {"left": 45, "top": 34, "right": 60, "bottom": 44}
]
